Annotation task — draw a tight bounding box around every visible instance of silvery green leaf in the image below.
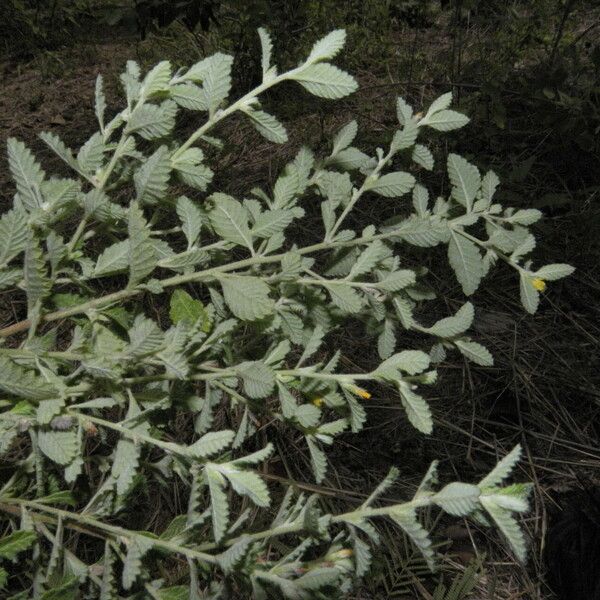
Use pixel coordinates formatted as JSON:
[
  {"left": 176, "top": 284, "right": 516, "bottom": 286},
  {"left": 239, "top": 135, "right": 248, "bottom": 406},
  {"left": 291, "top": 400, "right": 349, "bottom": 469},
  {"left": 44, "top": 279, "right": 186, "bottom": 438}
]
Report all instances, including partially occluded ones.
[
  {"left": 208, "top": 193, "right": 253, "bottom": 250},
  {"left": 39, "top": 132, "right": 80, "bottom": 173},
  {"left": 141, "top": 60, "right": 171, "bottom": 97},
  {"left": 534, "top": 263, "right": 574, "bottom": 281},
  {"left": 349, "top": 240, "right": 385, "bottom": 279},
  {"left": 448, "top": 231, "right": 484, "bottom": 295},
  {"left": 426, "top": 91, "right": 453, "bottom": 116},
  {"left": 126, "top": 314, "right": 163, "bottom": 357},
  {"left": 7, "top": 138, "right": 45, "bottom": 211},
  {"left": 447, "top": 154, "right": 480, "bottom": 211},
  {"left": 122, "top": 536, "right": 153, "bottom": 590},
  {"left": 188, "top": 430, "right": 234, "bottom": 458},
  {"left": 94, "top": 240, "right": 129, "bottom": 277},
  {"left": 205, "top": 467, "right": 229, "bottom": 542},
  {"left": 422, "top": 109, "right": 469, "bottom": 131},
  {"left": 220, "top": 275, "right": 274, "bottom": 321},
  {"left": 325, "top": 282, "right": 363, "bottom": 313},
  {"left": 295, "top": 404, "right": 321, "bottom": 428},
  {"left": 291, "top": 63, "right": 358, "bottom": 99},
  {"left": 331, "top": 120, "right": 357, "bottom": 156},
  {"left": 243, "top": 109, "right": 288, "bottom": 144},
  {"left": 0, "top": 269, "right": 21, "bottom": 289},
  {"left": 170, "top": 83, "right": 208, "bottom": 111},
  {"left": 378, "top": 318, "right": 396, "bottom": 359},
  {"left": 236, "top": 361, "right": 276, "bottom": 399},
  {"left": 306, "top": 437, "right": 327, "bottom": 483},
  {"left": 434, "top": 482, "right": 480, "bottom": 516},
  {"left": 367, "top": 172, "right": 415, "bottom": 197},
  {"left": 378, "top": 350, "right": 430, "bottom": 376},
  {"left": 218, "top": 537, "right": 253, "bottom": 573},
  {"left": 77, "top": 132, "right": 105, "bottom": 174},
  {"left": 398, "top": 382, "right": 433, "bottom": 434},
  {"left": 487, "top": 224, "right": 530, "bottom": 253},
  {"left": 455, "top": 339, "right": 493, "bottom": 366},
  {"left": 297, "top": 326, "right": 325, "bottom": 366},
  {"left": 218, "top": 466, "right": 270, "bottom": 507},
  {"left": 258, "top": 27, "right": 274, "bottom": 78},
  {"left": 426, "top": 302, "right": 474, "bottom": 337},
  {"left": 296, "top": 567, "right": 340, "bottom": 590},
  {"left": 0, "top": 531, "right": 37, "bottom": 560},
  {"left": 176, "top": 196, "right": 203, "bottom": 247},
  {"left": 480, "top": 445, "right": 522, "bottom": 488},
  {"left": 393, "top": 295, "right": 414, "bottom": 329},
  {"left": 389, "top": 508, "right": 435, "bottom": 569},
  {"left": 506, "top": 209, "right": 543, "bottom": 226},
  {"left": 169, "top": 289, "right": 209, "bottom": 329},
  {"left": 481, "top": 170, "right": 500, "bottom": 206},
  {"left": 273, "top": 168, "right": 300, "bottom": 208},
  {"left": 38, "top": 429, "right": 78, "bottom": 465},
  {"left": 519, "top": 272, "right": 540, "bottom": 314},
  {"left": 128, "top": 202, "right": 156, "bottom": 286},
  {"left": 396, "top": 97, "right": 413, "bottom": 125},
  {"left": 0, "top": 357, "right": 56, "bottom": 400},
  {"left": 230, "top": 443, "right": 274, "bottom": 467},
  {"left": 0, "top": 207, "right": 28, "bottom": 267},
  {"left": 391, "top": 120, "right": 419, "bottom": 151},
  {"left": 252, "top": 209, "right": 294, "bottom": 238},
  {"left": 306, "top": 29, "right": 346, "bottom": 63},
  {"left": 37, "top": 398, "right": 65, "bottom": 425},
  {"left": 134, "top": 146, "right": 171, "bottom": 204},
  {"left": 480, "top": 496, "right": 527, "bottom": 561},
  {"left": 390, "top": 215, "right": 450, "bottom": 247},
  {"left": 329, "top": 147, "right": 371, "bottom": 171},
  {"left": 172, "top": 149, "right": 214, "bottom": 191},
  {"left": 126, "top": 100, "right": 177, "bottom": 140},
  {"left": 377, "top": 269, "right": 416, "bottom": 291},
  {"left": 95, "top": 74, "right": 106, "bottom": 131},
  {"left": 201, "top": 53, "right": 234, "bottom": 115},
  {"left": 412, "top": 144, "right": 434, "bottom": 170},
  {"left": 24, "top": 235, "right": 50, "bottom": 312}
]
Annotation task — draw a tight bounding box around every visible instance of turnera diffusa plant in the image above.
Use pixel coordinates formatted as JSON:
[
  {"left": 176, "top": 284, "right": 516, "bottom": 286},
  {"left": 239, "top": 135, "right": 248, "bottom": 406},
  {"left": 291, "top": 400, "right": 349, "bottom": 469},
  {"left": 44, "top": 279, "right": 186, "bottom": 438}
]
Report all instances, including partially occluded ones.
[{"left": 0, "top": 29, "right": 572, "bottom": 598}]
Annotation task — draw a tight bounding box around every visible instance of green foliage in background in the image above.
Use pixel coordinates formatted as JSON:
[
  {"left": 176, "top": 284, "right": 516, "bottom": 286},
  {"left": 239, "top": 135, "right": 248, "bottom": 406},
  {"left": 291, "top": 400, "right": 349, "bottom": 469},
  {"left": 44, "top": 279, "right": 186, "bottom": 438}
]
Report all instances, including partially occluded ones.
[{"left": 0, "top": 28, "right": 572, "bottom": 598}]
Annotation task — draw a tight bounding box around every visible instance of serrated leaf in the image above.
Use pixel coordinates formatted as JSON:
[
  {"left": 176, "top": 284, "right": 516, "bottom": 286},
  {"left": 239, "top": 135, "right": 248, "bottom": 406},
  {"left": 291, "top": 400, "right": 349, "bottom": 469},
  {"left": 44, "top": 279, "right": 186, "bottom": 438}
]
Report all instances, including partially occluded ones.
[
  {"left": 23, "top": 235, "right": 50, "bottom": 312},
  {"left": 448, "top": 231, "right": 484, "bottom": 295},
  {"left": 127, "top": 314, "right": 163, "bottom": 357},
  {"left": 306, "top": 29, "right": 346, "bottom": 63},
  {"left": 94, "top": 240, "right": 129, "bottom": 277},
  {"left": 236, "top": 361, "right": 276, "bottom": 399},
  {"left": 244, "top": 109, "right": 288, "bottom": 144},
  {"left": 534, "top": 263, "right": 574, "bottom": 281},
  {"left": 325, "top": 282, "right": 363, "bottom": 313},
  {"left": 306, "top": 437, "right": 328, "bottom": 483},
  {"left": 349, "top": 240, "right": 384, "bottom": 279},
  {"left": 330, "top": 147, "right": 371, "bottom": 170},
  {"left": 201, "top": 53, "right": 234, "bottom": 115},
  {"left": 170, "top": 83, "right": 208, "bottom": 110},
  {"left": 377, "top": 269, "right": 416, "bottom": 291},
  {"left": 377, "top": 350, "right": 431, "bottom": 376},
  {"left": 480, "top": 445, "right": 522, "bottom": 488},
  {"left": 7, "top": 138, "right": 45, "bottom": 211},
  {"left": 396, "top": 97, "right": 413, "bottom": 125},
  {"left": 220, "top": 275, "right": 274, "bottom": 321},
  {"left": 39, "top": 132, "right": 80, "bottom": 173},
  {"left": 134, "top": 145, "right": 171, "bottom": 204},
  {"left": 252, "top": 209, "right": 294, "bottom": 238},
  {"left": 291, "top": 63, "right": 358, "bottom": 99},
  {"left": 434, "top": 482, "right": 480, "bottom": 516},
  {"left": 77, "top": 132, "right": 105, "bottom": 174},
  {"left": 141, "top": 60, "right": 171, "bottom": 97},
  {"left": 447, "top": 154, "right": 480, "bottom": 211},
  {"left": 423, "top": 109, "right": 470, "bottom": 131},
  {"left": 391, "top": 120, "right": 419, "bottom": 151},
  {"left": 481, "top": 170, "right": 500, "bottom": 205},
  {"left": 0, "top": 531, "right": 37, "bottom": 559},
  {"left": 519, "top": 272, "right": 540, "bottom": 314},
  {"left": 188, "top": 430, "right": 234, "bottom": 458},
  {"left": 122, "top": 536, "right": 153, "bottom": 589},
  {"left": 95, "top": 74, "right": 106, "bottom": 131},
  {"left": 480, "top": 497, "right": 527, "bottom": 561},
  {"left": 176, "top": 196, "right": 203, "bottom": 247},
  {"left": 206, "top": 467, "right": 229, "bottom": 542},
  {"left": 127, "top": 101, "right": 177, "bottom": 140},
  {"left": 208, "top": 193, "right": 253, "bottom": 250},
  {"left": 389, "top": 508, "right": 435, "bottom": 569},
  {"left": 398, "top": 383, "right": 433, "bottom": 434},
  {"left": 220, "top": 467, "right": 271, "bottom": 507},
  {"left": 0, "top": 207, "right": 28, "bottom": 267},
  {"left": 455, "top": 340, "right": 494, "bottom": 366},
  {"left": 128, "top": 202, "right": 156, "bottom": 286},
  {"left": 426, "top": 91, "right": 453, "bottom": 115},
  {"left": 426, "top": 302, "right": 474, "bottom": 337},
  {"left": 0, "top": 357, "right": 56, "bottom": 400},
  {"left": 331, "top": 120, "right": 357, "bottom": 155},
  {"left": 38, "top": 429, "right": 78, "bottom": 465},
  {"left": 258, "top": 27, "right": 274, "bottom": 78},
  {"left": 412, "top": 144, "right": 434, "bottom": 170},
  {"left": 169, "top": 289, "right": 209, "bottom": 329},
  {"left": 367, "top": 172, "right": 415, "bottom": 197},
  {"left": 378, "top": 318, "right": 396, "bottom": 359}
]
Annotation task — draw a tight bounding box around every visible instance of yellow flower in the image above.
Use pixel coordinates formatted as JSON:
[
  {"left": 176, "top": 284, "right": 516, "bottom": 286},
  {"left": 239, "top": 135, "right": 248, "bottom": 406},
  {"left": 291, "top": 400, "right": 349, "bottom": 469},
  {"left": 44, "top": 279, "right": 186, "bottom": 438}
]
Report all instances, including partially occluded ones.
[
  {"left": 532, "top": 277, "right": 546, "bottom": 292},
  {"left": 311, "top": 397, "right": 324, "bottom": 407},
  {"left": 354, "top": 387, "right": 371, "bottom": 400}
]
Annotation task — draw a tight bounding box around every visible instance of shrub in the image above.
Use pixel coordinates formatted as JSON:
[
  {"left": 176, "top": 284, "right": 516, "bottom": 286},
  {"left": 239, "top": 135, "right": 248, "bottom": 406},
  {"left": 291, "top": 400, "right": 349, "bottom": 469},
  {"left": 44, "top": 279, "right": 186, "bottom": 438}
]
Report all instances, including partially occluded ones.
[{"left": 0, "top": 29, "right": 573, "bottom": 598}]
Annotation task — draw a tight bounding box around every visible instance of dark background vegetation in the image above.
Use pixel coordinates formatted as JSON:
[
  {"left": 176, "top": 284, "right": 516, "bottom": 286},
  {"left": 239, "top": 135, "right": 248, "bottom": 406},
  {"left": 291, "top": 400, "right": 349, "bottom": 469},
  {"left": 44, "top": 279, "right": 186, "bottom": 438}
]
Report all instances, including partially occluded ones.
[{"left": 1, "top": 1, "right": 599, "bottom": 598}]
